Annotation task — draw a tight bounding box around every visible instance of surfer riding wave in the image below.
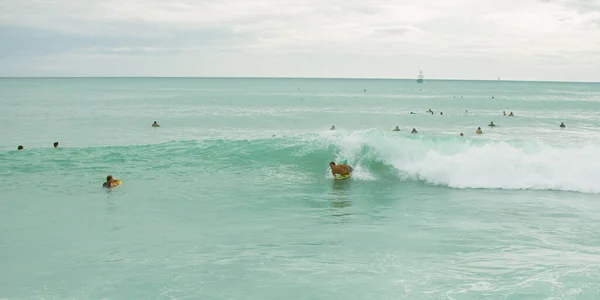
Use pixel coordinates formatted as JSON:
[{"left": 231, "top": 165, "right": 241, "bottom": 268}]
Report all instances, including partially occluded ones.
[{"left": 329, "top": 161, "right": 353, "bottom": 179}]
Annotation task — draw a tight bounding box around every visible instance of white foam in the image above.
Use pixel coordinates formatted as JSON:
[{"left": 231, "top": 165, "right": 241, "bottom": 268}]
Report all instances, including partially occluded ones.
[{"left": 315, "top": 130, "right": 600, "bottom": 193}]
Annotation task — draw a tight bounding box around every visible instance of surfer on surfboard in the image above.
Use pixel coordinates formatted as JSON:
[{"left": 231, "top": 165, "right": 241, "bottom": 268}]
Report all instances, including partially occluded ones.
[
  {"left": 329, "top": 162, "right": 353, "bottom": 179},
  {"left": 103, "top": 175, "right": 122, "bottom": 188}
]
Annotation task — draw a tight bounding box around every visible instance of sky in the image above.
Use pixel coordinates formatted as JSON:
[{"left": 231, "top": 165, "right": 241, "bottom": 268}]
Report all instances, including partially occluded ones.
[{"left": 1, "top": 0, "right": 599, "bottom": 81}]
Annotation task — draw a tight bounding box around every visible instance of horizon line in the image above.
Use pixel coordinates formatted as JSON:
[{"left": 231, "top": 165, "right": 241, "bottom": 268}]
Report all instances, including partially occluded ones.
[{"left": 0, "top": 76, "right": 598, "bottom": 84}]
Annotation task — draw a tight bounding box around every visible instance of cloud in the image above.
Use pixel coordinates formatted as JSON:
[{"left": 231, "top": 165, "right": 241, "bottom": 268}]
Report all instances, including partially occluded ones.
[{"left": 1, "top": 0, "right": 599, "bottom": 80}]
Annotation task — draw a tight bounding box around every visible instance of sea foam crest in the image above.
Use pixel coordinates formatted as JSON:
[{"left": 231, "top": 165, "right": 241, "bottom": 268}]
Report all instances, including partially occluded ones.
[{"left": 317, "top": 130, "right": 600, "bottom": 193}]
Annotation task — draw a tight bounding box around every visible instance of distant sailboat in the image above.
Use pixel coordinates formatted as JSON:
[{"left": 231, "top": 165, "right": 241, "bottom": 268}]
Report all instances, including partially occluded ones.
[{"left": 417, "top": 71, "right": 424, "bottom": 83}]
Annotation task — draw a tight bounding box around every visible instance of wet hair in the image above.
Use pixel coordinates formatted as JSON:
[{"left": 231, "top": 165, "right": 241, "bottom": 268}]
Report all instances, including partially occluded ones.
[
  {"left": 53, "top": 142, "right": 59, "bottom": 147},
  {"left": 329, "top": 162, "right": 336, "bottom": 165},
  {"left": 106, "top": 175, "right": 113, "bottom": 181},
  {"left": 478, "top": 127, "right": 481, "bottom": 130},
  {"left": 17, "top": 145, "right": 23, "bottom": 150}
]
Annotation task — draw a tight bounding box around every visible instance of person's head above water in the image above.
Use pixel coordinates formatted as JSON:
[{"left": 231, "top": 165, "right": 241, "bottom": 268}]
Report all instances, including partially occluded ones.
[
  {"left": 53, "top": 142, "right": 59, "bottom": 148},
  {"left": 329, "top": 162, "right": 336, "bottom": 168},
  {"left": 460, "top": 133, "right": 464, "bottom": 136},
  {"left": 17, "top": 145, "right": 23, "bottom": 150},
  {"left": 478, "top": 127, "right": 481, "bottom": 130},
  {"left": 103, "top": 175, "right": 120, "bottom": 188}
]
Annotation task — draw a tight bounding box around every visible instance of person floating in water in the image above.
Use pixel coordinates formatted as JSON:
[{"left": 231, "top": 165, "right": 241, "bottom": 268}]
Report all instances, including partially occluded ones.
[
  {"left": 330, "top": 125, "right": 336, "bottom": 131},
  {"left": 329, "top": 162, "right": 353, "bottom": 179},
  {"left": 53, "top": 142, "right": 59, "bottom": 148},
  {"left": 460, "top": 133, "right": 464, "bottom": 137},
  {"left": 503, "top": 111, "right": 507, "bottom": 116},
  {"left": 103, "top": 175, "right": 121, "bottom": 188},
  {"left": 17, "top": 145, "right": 23, "bottom": 150},
  {"left": 440, "top": 112, "right": 444, "bottom": 115},
  {"left": 392, "top": 126, "right": 400, "bottom": 131},
  {"left": 152, "top": 121, "right": 160, "bottom": 127},
  {"left": 489, "top": 121, "right": 495, "bottom": 127},
  {"left": 475, "top": 127, "right": 483, "bottom": 134},
  {"left": 509, "top": 112, "right": 514, "bottom": 116},
  {"left": 410, "top": 112, "right": 416, "bottom": 115},
  {"left": 427, "top": 109, "right": 433, "bottom": 114},
  {"left": 411, "top": 128, "right": 418, "bottom": 134},
  {"left": 560, "top": 122, "right": 566, "bottom": 128}
]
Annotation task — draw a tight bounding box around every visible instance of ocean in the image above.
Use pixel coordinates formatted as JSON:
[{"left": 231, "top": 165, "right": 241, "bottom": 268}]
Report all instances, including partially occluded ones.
[{"left": 1, "top": 78, "right": 600, "bottom": 299}]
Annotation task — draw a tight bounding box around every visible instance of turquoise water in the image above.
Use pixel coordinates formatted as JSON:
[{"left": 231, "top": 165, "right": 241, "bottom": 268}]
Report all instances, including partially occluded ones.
[{"left": 1, "top": 78, "right": 600, "bottom": 299}]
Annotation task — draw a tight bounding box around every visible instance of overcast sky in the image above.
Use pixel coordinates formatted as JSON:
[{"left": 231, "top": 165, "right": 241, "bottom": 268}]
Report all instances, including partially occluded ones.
[{"left": 1, "top": 0, "right": 599, "bottom": 81}]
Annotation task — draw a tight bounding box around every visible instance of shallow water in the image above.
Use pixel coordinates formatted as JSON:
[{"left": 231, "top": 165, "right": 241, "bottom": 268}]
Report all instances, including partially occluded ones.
[{"left": 1, "top": 78, "right": 600, "bottom": 299}]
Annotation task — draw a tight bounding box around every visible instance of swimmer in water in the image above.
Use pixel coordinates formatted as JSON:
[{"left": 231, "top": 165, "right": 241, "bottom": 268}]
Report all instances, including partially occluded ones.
[
  {"left": 152, "top": 121, "right": 160, "bottom": 127},
  {"left": 440, "top": 112, "right": 443, "bottom": 115},
  {"left": 103, "top": 175, "right": 120, "bottom": 188},
  {"left": 489, "top": 121, "right": 496, "bottom": 127},
  {"left": 460, "top": 133, "right": 464, "bottom": 137},
  {"left": 411, "top": 128, "right": 418, "bottom": 134},
  {"left": 17, "top": 145, "right": 23, "bottom": 150},
  {"left": 560, "top": 122, "right": 566, "bottom": 128},
  {"left": 392, "top": 126, "right": 401, "bottom": 131},
  {"left": 427, "top": 109, "right": 433, "bottom": 114},
  {"left": 509, "top": 112, "right": 514, "bottom": 116},
  {"left": 475, "top": 127, "right": 483, "bottom": 134},
  {"left": 330, "top": 125, "right": 336, "bottom": 131},
  {"left": 329, "top": 162, "right": 352, "bottom": 179},
  {"left": 503, "top": 111, "right": 507, "bottom": 116},
  {"left": 53, "top": 142, "right": 59, "bottom": 148}
]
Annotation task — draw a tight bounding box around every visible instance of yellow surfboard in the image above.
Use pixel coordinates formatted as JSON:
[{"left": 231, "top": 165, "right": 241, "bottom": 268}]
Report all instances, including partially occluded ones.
[{"left": 335, "top": 174, "right": 351, "bottom": 180}]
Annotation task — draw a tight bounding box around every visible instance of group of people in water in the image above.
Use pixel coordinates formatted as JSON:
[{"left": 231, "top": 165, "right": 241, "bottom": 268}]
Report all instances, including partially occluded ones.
[
  {"left": 329, "top": 109, "right": 568, "bottom": 138},
  {"left": 16, "top": 142, "right": 59, "bottom": 151},
  {"left": 14, "top": 121, "right": 163, "bottom": 188},
  {"left": 17, "top": 114, "right": 568, "bottom": 185}
]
